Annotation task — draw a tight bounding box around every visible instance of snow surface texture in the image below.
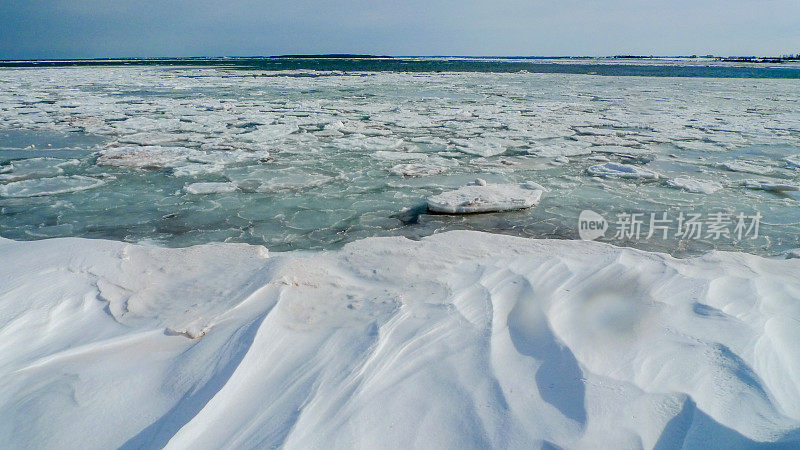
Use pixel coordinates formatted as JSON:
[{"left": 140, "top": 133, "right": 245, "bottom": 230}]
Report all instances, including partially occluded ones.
[
  {"left": 1, "top": 231, "right": 800, "bottom": 449},
  {"left": 427, "top": 181, "right": 544, "bottom": 213}
]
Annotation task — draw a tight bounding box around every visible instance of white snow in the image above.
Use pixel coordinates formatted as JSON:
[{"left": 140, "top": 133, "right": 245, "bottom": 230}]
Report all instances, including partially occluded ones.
[
  {"left": 1, "top": 231, "right": 799, "bottom": 448},
  {"left": 666, "top": 176, "right": 724, "bottom": 194},
  {"left": 586, "top": 162, "right": 660, "bottom": 180},
  {"left": 184, "top": 182, "right": 238, "bottom": 195},
  {"left": 427, "top": 182, "right": 544, "bottom": 213}
]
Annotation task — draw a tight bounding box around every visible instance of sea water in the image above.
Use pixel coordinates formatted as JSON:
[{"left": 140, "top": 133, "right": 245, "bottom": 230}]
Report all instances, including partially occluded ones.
[{"left": 0, "top": 58, "right": 799, "bottom": 255}]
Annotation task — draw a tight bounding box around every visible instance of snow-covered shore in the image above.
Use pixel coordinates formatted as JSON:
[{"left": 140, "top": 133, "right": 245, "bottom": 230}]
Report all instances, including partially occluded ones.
[{"left": 1, "top": 232, "right": 800, "bottom": 448}]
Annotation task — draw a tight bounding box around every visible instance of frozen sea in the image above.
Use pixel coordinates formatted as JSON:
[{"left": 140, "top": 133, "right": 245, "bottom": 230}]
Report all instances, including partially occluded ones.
[{"left": 1, "top": 57, "right": 799, "bottom": 255}]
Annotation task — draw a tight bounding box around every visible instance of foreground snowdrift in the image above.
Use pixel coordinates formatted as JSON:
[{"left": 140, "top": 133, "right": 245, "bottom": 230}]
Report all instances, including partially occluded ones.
[{"left": 1, "top": 232, "right": 800, "bottom": 449}]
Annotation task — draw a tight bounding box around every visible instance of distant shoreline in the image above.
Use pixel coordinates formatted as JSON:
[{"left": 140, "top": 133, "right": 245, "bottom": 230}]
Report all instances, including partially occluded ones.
[{"left": 2, "top": 54, "right": 799, "bottom": 63}]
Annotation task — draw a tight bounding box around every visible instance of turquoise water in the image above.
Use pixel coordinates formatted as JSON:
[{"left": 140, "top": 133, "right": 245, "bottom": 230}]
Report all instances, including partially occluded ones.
[{"left": 1, "top": 60, "right": 799, "bottom": 256}]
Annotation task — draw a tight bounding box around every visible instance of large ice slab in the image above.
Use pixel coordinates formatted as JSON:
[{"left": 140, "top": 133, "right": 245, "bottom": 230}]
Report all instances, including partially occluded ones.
[{"left": 427, "top": 181, "right": 544, "bottom": 213}]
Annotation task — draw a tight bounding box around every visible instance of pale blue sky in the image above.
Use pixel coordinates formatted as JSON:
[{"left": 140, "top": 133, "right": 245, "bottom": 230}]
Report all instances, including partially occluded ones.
[{"left": 1, "top": 0, "right": 798, "bottom": 59}]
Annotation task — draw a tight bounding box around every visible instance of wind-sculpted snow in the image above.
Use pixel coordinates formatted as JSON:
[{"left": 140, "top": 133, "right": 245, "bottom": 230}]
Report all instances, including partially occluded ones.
[
  {"left": 1, "top": 231, "right": 799, "bottom": 448},
  {"left": 0, "top": 67, "right": 799, "bottom": 255}
]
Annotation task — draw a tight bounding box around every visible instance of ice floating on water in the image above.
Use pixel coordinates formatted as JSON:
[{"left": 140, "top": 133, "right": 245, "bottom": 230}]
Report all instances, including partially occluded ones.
[
  {"left": 786, "top": 155, "right": 800, "bottom": 169},
  {"left": 451, "top": 137, "right": 507, "bottom": 157},
  {"left": 526, "top": 141, "right": 591, "bottom": 157},
  {"left": 372, "top": 151, "right": 427, "bottom": 161},
  {"left": 742, "top": 179, "right": 800, "bottom": 192},
  {"left": 586, "top": 162, "right": 659, "bottom": 180},
  {"left": 427, "top": 181, "right": 543, "bottom": 213},
  {"left": 228, "top": 167, "right": 334, "bottom": 192},
  {"left": 389, "top": 163, "right": 447, "bottom": 177},
  {"left": 666, "top": 176, "right": 723, "bottom": 194},
  {"left": 0, "top": 158, "right": 78, "bottom": 182},
  {"left": 96, "top": 146, "right": 199, "bottom": 169},
  {"left": 720, "top": 160, "right": 775, "bottom": 175},
  {"left": 0, "top": 175, "right": 105, "bottom": 198},
  {"left": 184, "top": 182, "right": 238, "bottom": 195},
  {"left": 186, "top": 150, "right": 271, "bottom": 165},
  {"left": 172, "top": 163, "right": 225, "bottom": 177}
]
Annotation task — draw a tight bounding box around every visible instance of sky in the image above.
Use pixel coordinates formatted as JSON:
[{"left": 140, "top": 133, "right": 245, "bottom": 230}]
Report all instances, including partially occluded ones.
[{"left": 1, "top": 0, "right": 799, "bottom": 59}]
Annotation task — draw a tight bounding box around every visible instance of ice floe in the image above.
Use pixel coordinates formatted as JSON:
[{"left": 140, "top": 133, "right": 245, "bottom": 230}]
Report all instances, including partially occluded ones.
[
  {"left": 0, "top": 175, "right": 105, "bottom": 197},
  {"left": 184, "top": 182, "right": 239, "bottom": 195},
  {"left": 742, "top": 179, "right": 800, "bottom": 192},
  {"left": 666, "top": 176, "right": 724, "bottom": 194},
  {"left": 389, "top": 163, "right": 448, "bottom": 177},
  {"left": 96, "top": 146, "right": 200, "bottom": 169},
  {"left": 0, "top": 158, "right": 78, "bottom": 182},
  {"left": 720, "top": 160, "right": 775, "bottom": 175},
  {"left": 427, "top": 181, "right": 544, "bottom": 213},
  {"left": 586, "top": 162, "right": 660, "bottom": 180}
]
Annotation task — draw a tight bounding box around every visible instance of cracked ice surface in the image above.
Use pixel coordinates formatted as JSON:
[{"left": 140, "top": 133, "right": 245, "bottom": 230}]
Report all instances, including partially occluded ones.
[{"left": 0, "top": 66, "right": 799, "bottom": 255}]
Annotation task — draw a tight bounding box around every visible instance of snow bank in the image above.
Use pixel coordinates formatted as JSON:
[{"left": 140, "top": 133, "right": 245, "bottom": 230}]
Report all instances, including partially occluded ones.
[
  {"left": 427, "top": 181, "right": 544, "bottom": 213},
  {"left": 1, "top": 232, "right": 799, "bottom": 448}
]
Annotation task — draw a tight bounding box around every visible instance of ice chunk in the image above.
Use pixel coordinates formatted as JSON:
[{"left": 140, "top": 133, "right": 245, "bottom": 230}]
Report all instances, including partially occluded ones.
[
  {"left": 229, "top": 167, "right": 334, "bottom": 192},
  {"left": 742, "top": 179, "right": 800, "bottom": 192},
  {"left": 372, "top": 151, "right": 427, "bottom": 161},
  {"left": 184, "top": 182, "right": 238, "bottom": 195},
  {"left": 451, "top": 138, "right": 507, "bottom": 157},
  {"left": 97, "top": 146, "right": 200, "bottom": 169},
  {"left": 389, "top": 163, "right": 447, "bottom": 177},
  {"left": 666, "top": 177, "right": 723, "bottom": 194},
  {"left": 427, "top": 182, "right": 544, "bottom": 214},
  {"left": 586, "top": 162, "right": 659, "bottom": 180},
  {"left": 0, "top": 158, "right": 78, "bottom": 182},
  {"left": 720, "top": 160, "right": 775, "bottom": 175},
  {"left": 526, "top": 141, "right": 591, "bottom": 157},
  {"left": 172, "top": 164, "right": 225, "bottom": 177},
  {"left": 785, "top": 155, "right": 800, "bottom": 169},
  {"left": 187, "top": 150, "right": 271, "bottom": 165},
  {"left": 0, "top": 175, "right": 105, "bottom": 197}
]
